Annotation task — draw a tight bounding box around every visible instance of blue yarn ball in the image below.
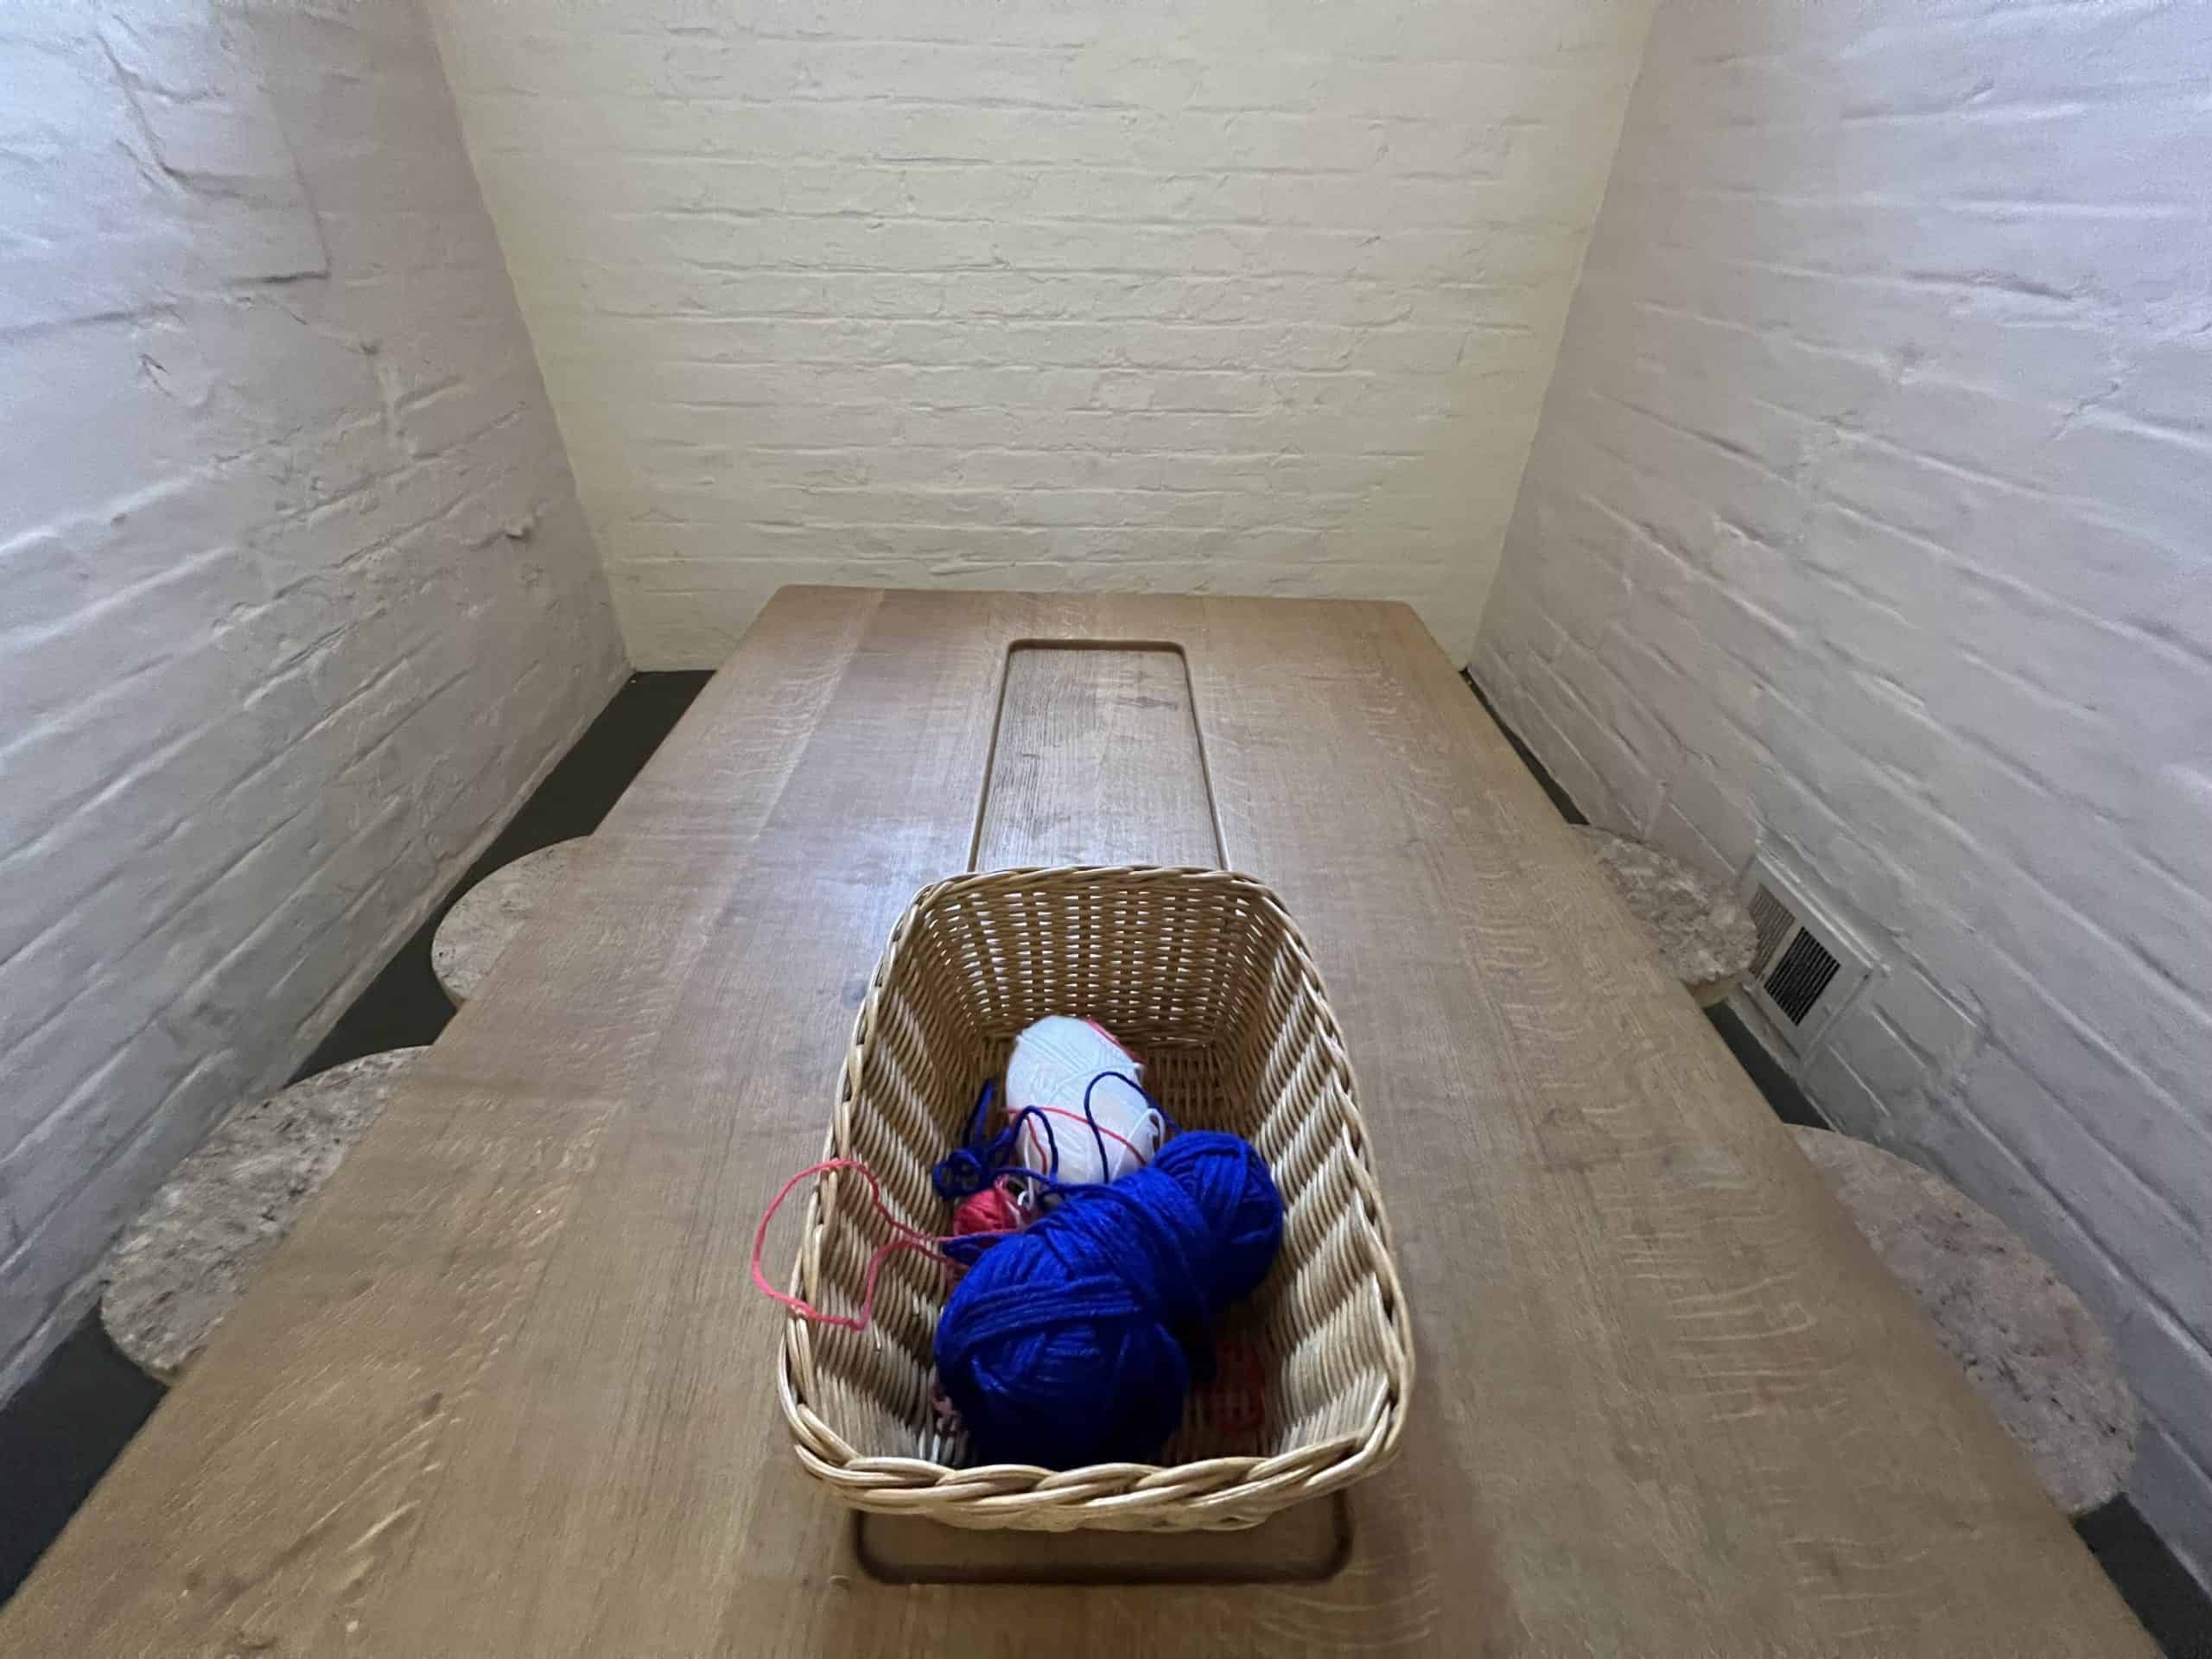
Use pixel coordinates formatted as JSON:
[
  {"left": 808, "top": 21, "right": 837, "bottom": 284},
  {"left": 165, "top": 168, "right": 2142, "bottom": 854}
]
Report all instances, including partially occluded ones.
[{"left": 932, "top": 1131, "right": 1284, "bottom": 1469}]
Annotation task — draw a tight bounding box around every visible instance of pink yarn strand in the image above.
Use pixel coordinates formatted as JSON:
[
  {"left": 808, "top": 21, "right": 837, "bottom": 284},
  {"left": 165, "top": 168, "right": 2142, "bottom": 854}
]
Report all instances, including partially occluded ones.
[{"left": 749, "top": 1158, "right": 951, "bottom": 1333}]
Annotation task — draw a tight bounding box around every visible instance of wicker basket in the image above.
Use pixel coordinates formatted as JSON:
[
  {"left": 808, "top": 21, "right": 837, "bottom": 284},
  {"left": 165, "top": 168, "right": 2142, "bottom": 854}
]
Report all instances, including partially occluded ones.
[{"left": 776, "top": 865, "right": 1413, "bottom": 1531}]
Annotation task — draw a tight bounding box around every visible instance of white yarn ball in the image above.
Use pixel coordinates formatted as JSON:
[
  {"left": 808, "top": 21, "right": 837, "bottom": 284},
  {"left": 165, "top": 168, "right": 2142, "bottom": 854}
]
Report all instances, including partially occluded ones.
[{"left": 1005, "top": 1016, "right": 1162, "bottom": 1185}]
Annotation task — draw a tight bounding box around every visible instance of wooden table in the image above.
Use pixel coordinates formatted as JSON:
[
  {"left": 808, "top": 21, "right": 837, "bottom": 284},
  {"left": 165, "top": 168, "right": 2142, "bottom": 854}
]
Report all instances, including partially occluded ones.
[{"left": 2, "top": 590, "right": 2148, "bottom": 1655}]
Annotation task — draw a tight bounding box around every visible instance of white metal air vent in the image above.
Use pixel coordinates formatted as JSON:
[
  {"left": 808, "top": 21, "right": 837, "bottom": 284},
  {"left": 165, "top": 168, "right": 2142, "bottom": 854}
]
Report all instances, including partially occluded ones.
[{"left": 1737, "top": 855, "right": 1878, "bottom": 1059}]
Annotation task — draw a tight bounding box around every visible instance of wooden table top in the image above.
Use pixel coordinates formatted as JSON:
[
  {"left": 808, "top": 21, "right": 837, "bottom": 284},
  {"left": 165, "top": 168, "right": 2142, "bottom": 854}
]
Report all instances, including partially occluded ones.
[{"left": 2, "top": 589, "right": 2147, "bottom": 1656}]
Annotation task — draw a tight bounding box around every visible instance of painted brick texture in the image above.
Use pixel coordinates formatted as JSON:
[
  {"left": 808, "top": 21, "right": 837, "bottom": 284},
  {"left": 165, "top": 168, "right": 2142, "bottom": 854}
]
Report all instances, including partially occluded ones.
[
  {"left": 425, "top": 0, "right": 1655, "bottom": 666},
  {"left": 1474, "top": 0, "right": 2212, "bottom": 1586},
  {"left": 0, "top": 2, "right": 626, "bottom": 1396}
]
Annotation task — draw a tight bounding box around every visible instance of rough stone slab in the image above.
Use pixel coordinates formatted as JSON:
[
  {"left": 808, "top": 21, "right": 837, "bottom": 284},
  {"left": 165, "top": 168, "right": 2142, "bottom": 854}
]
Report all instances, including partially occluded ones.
[
  {"left": 1577, "top": 827, "right": 1757, "bottom": 1003},
  {"left": 1794, "top": 1126, "right": 2138, "bottom": 1515},
  {"left": 100, "top": 1047, "right": 429, "bottom": 1381},
  {"left": 432, "top": 838, "right": 591, "bottom": 1005}
]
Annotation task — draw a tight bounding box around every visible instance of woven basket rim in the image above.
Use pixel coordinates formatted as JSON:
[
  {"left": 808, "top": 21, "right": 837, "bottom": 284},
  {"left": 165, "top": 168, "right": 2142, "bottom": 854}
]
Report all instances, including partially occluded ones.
[{"left": 776, "top": 863, "right": 1414, "bottom": 1529}]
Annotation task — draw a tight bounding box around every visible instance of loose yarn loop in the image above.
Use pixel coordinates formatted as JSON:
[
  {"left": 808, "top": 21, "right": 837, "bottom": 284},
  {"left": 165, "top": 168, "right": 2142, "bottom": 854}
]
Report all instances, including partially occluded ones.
[
  {"left": 931, "top": 1075, "right": 1164, "bottom": 1205},
  {"left": 753, "top": 1160, "right": 1034, "bottom": 1332},
  {"left": 748, "top": 1159, "right": 950, "bottom": 1333},
  {"left": 932, "top": 1131, "right": 1284, "bottom": 1469}
]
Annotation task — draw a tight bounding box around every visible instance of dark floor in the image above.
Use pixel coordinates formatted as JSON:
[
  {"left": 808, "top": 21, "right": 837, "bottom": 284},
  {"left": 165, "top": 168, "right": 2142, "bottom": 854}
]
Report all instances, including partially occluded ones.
[
  {"left": 1, "top": 665, "right": 2203, "bottom": 1652},
  {"left": 0, "top": 1318, "right": 165, "bottom": 1600}
]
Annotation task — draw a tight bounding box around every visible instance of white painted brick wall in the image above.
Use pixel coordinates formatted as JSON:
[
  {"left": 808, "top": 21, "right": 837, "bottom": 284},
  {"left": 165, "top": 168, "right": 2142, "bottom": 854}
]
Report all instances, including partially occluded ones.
[
  {"left": 1474, "top": 0, "right": 2212, "bottom": 1587},
  {"left": 0, "top": 1, "right": 626, "bottom": 1398},
  {"left": 423, "top": 0, "right": 1656, "bottom": 666}
]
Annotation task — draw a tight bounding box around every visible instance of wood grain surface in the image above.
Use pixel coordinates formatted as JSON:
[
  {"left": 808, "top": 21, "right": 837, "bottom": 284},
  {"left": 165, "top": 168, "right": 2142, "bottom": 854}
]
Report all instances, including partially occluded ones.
[
  {"left": 974, "top": 643, "right": 1221, "bottom": 869},
  {"left": 0, "top": 589, "right": 2150, "bottom": 1656}
]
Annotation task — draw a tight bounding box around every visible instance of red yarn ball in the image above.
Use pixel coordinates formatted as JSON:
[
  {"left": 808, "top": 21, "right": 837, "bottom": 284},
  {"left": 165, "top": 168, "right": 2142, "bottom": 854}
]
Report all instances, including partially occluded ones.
[{"left": 951, "top": 1179, "right": 1025, "bottom": 1240}]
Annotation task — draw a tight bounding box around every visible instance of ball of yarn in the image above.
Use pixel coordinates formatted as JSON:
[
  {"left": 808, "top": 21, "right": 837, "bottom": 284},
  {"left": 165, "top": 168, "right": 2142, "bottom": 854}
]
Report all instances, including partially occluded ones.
[
  {"left": 951, "top": 1180, "right": 1027, "bottom": 1241},
  {"left": 942, "top": 1177, "right": 1031, "bottom": 1270},
  {"left": 1005, "top": 1016, "right": 1162, "bottom": 1185},
  {"left": 932, "top": 1131, "right": 1283, "bottom": 1468}
]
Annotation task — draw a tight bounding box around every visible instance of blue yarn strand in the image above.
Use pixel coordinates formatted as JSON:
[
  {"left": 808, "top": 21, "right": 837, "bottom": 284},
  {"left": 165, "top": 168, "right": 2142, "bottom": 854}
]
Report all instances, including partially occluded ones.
[
  {"left": 932, "top": 1080, "right": 1067, "bottom": 1198},
  {"left": 1077, "top": 1068, "right": 1147, "bottom": 1175},
  {"left": 934, "top": 1067, "right": 1167, "bottom": 1200},
  {"left": 964, "top": 1078, "right": 996, "bottom": 1147}
]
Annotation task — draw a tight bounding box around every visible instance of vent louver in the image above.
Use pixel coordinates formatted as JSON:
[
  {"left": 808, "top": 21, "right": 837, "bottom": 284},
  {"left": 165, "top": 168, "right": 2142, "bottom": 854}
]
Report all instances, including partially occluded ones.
[
  {"left": 1747, "top": 884, "right": 1795, "bottom": 974},
  {"left": 1735, "top": 857, "right": 1878, "bottom": 1061},
  {"left": 1764, "top": 930, "right": 1842, "bottom": 1024}
]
